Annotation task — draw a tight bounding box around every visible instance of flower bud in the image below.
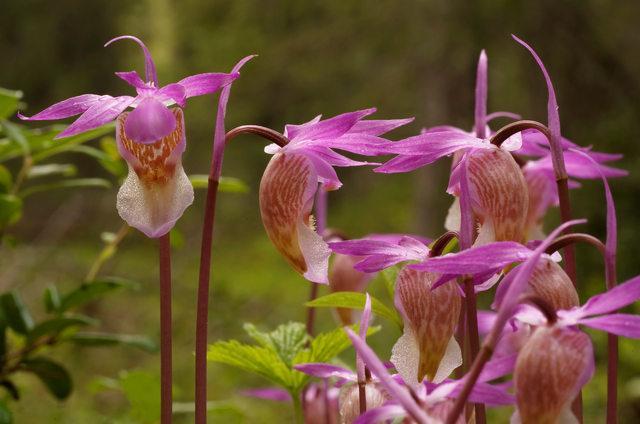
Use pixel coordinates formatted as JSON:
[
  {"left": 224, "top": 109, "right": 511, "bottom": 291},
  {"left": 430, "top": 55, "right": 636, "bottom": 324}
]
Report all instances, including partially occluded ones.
[
  {"left": 528, "top": 258, "right": 579, "bottom": 311},
  {"left": 259, "top": 153, "right": 331, "bottom": 284},
  {"left": 466, "top": 148, "right": 529, "bottom": 243},
  {"left": 391, "top": 268, "right": 462, "bottom": 384},
  {"left": 304, "top": 383, "right": 339, "bottom": 424},
  {"left": 514, "top": 326, "right": 593, "bottom": 423},
  {"left": 329, "top": 254, "right": 374, "bottom": 325},
  {"left": 338, "top": 382, "right": 388, "bottom": 424},
  {"left": 523, "top": 168, "right": 556, "bottom": 240},
  {"left": 116, "top": 107, "right": 194, "bottom": 238}
]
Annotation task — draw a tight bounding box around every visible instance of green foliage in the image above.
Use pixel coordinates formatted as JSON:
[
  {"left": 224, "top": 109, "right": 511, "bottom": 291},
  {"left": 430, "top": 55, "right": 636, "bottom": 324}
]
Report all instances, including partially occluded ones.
[
  {"left": 0, "top": 292, "right": 34, "bottom": 335},
  {"left": 55, "top": 277, "right": 139, "bottom": 313},
  {"left": 190, "top": 174, "right": 250, "bottom": 193},
  {"left": 380, "top": 264, "right": 402, "bottom": 301},
  {"left": 0, "top": 89, "right": 22, "bottom": 120},
  {"left": 208, "top": 322, "right": 378, "bottom": 396},
  {"left": 306, "top": 291, "right": 403, "bottom": 329},
  {"left": 21, "top": 357, "right": 72, "bottom": 400},
  {"left": 67, "top": 333, "right": 157, "bottom": 353}
]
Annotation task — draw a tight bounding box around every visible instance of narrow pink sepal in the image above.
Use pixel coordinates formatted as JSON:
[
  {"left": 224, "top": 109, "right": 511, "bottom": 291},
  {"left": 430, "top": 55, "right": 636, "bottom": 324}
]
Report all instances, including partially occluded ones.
[
  {"left": 580, "top": 275, "right": 640, "bottom": 316},
  {"left": 293, "top": 363, "right": 356, "bottom": 383},
  {"left": 115, "top": 71, "right": 147, "bottom": 89},
  {"left": 474, "top": 50, "right": 488, "bottom": 138},
  {"left": 241, "top": 387, "right": 292, "bottom": 403},
  {"left": 177, "top": 72, "right": 240, "bottom": 98},
  {"left": 105, "top": 35, "right": 158, "bottom": 86},
  {"left": 348, "top": 117, "right": 415, "bottom": 136},
  {"left": 354, "top": 405, "right": 407, "bottom": 424},
  {"left": 291, "top": 108, "right": 377, "bottom": 141},
  {"left": 578, "top": 314, "right": 640, "bottom": 339},
  {"left": 418, "top": 242, "right": 531, "bottom": 274},
  {"left": 55, "top": 95, "right": 135, "bottom": 139},
  {"left": 18, "top": 94, "right": 103, "bottom": 121}
]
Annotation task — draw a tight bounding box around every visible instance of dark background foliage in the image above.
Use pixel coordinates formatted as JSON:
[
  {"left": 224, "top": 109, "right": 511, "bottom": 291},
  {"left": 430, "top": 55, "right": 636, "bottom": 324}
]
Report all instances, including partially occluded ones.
[{"left": 1, "top": 0, "right": 639, "bottom": 422}]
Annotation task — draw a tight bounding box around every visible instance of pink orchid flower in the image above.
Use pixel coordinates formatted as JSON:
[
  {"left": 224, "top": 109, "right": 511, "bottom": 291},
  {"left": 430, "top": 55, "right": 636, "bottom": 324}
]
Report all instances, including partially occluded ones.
[{"left": 259, "top": 110, "right": 412, "bottom": 284}]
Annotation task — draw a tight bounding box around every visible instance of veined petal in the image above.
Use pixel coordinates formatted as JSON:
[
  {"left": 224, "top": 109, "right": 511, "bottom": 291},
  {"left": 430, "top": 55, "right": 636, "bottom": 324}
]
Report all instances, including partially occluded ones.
[
  {"left": 432, "top": 337, "right": 462, "bottom": 384},
  {"left": 579, "top": 275, "right": 640, "bottom": 317},
  {"left": 329, "top": 236, "right": 429, "bottom": 273},
  {"left": 105, "top": 35, "right": 158, "bottom": 86},
  {"left": 241, "top": 387, "right": 291, "bottom": 402},
  {"left": 284, "top": 115, "right": 322, "bottom": 139},
  {"left": 374, "top": 154, "right": 440, "bottom": 174},
  {"left": 348, "top": 117, "right": 414, "bottom": 136},
  {"left": 304, "top": 153, "right": 342, "bottom": 190},
  {"left": 115, "top": 71, "right": 147, "bottom": 89},
  {"left": 354, "top": 404, "right": 407, "bottom": 424},
  {"left": 291, "top": 108, "right": 376, "bottom": 141},
  {"left": 116, "top": 108, "right": 193, "bottom": 238},
  {"left": 56, "top": 95, "right": 135, "bottom": 139},
  {"left": 474, "top": 50, "right": 488, "bottom": 138},
  {"left": 259, "top": 153, "right": 330, "bottom": 284},
  {"left": 293, "top": 363, "right": 356, "bottom": 383},
  {"left": 18, "top": 94, "right": 103, "bottom": 121},
  {"left": 124, "top": 97, "right": 176, "bottom": 144},
  {"left": 393, "top": 269, "right": 461, "bottom": 384},
  {"left": 578, "top": 314, "right": 640, "bottom": 338},
  {"left": 177, "top": 72, "right": 240, "bottom": 98},
  {"left": 339, "top": 383, "right": 389, "bottom": 424},
  {"left": 381, "top": 131, "right": 487, "bottom": 157}
]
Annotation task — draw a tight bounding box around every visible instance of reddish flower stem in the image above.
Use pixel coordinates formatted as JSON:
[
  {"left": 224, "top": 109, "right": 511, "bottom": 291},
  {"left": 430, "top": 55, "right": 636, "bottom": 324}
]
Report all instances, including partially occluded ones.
[
  {"left": 159, "top": 233, "right": 172, "bottom": 424},
  {"left": 195, "top": 125, "right": 288, "bottom": 424},
  {"left": 463, "top": 277, "right": 485, "bottom": 424}
]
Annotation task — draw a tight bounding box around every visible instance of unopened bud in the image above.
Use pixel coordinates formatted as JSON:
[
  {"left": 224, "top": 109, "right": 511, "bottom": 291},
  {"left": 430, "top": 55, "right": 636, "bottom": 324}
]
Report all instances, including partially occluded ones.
[
  {"left": 338, "top": 382, "right": 388, "bottom": 424},
  {"left": 329, "top": 254, "right": 374, "bottom": 325}
]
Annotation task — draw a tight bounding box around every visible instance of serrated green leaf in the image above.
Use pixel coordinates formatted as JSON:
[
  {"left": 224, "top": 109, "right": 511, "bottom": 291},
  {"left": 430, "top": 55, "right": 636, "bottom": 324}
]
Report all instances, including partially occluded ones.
[
  {"left": 43, "top": 285, "right": 61, "bottom": 313},
  {"left": 66, "top": 332, "right": 157, "bottom": 352},
  {"left": 58, "top": 277, "right": 139, "bottom": 312},
  {"left": 26, "top": 164, "right": 77, "bottom": 179},
  {"left": 0, "top": 195, "right": 22, "bottom": 227},
  {"left": 0, "top": 87, "right": 22, "bottom": 119},
  {"left": 19, "top": 177, "right": 111, "bottom": 198},
  {"left": 306, "top": 292, "right": 402, "bottom": 329},
  {"left": 28, "top": 315, "right": 97, "bottom": 342},
  {"left": 208, "top": 340, "right": 295, "bottom": 389},
  {"left": 22, "top": 357, "right": 72, "bottom": 400},
  {"left": 0, "top": 165, "right": 12, "bottom": 193},
  {"left": 0, "top": 398, "right": 12, "bottom": 424},
  {"left": 0, "top": 291, "right": 34, "bottom": 334},
  {"left": 243, "top": 322, "right": 309, "bottom": 367},
  {"left": 189, "top": 175, "right": 249, "bottom": 193}
]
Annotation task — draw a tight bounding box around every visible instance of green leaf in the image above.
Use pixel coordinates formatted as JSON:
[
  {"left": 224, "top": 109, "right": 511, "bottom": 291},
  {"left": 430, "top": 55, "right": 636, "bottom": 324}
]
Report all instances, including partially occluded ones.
[
  {"left": 26, "top": 164, "right": 77, "bottom": 179},
  {"left": 0, "top": 380, "right": 19, "bottom": 401},
  {"left": 0, "top": 195, "right": 22, "bottom": 227},
  {"left": 30, "top": 123, "right": 115, "bottom": 162},
  {"left": 189, "top": 175, "right": 249, "bottom": 193},
  {"left": 19, "top": 178, "right": 111, "bottom": 198},
  {"left": 43, "top": 285, "right": 61, "bottom": 313},
  {"left": 0, "top": 120, "right": 28, "bottom": 155},
  {"left": 0, "top": 165, "right": 12, "bottom": 193},
  {"left": 208, "top": 340, "right": 295, "bottom": 389},
  {"left": 0, "top": 398, "right": 12, "bottom": 424},
  {"left": 243, "top": 322, "right": 309, "bottom": 366},
  {"left": 306, "top": 292, "right": 402, "bottom": 329},
  {"left": 0, "top": 292, "right": 34, "bottom": 334},
  {"left": 68, "top": 144, "right": 126, "bottom": 177},
  {"left": 119, "top": 370, "right": 160, "bottom": 423},
  {"left": 0, "top": 87, "right": 22, "bottom": 119},
  {"left": 22, "top": 357, "right": 72, "bottom": 400},
  {"left": 0, "top": 309, "right": 7, "bottom": 360},
  {"left": 28, "top": 315, "right": 97, "bottom": 342},
  {"left": 58, "top": 277, "right": 139, "bottom": 312},
  {"left": 67, "top": 332, "right": 157, "bottom": 352},
  {"left": 380, "top": 265, "right": 402, "bottom": 301}
]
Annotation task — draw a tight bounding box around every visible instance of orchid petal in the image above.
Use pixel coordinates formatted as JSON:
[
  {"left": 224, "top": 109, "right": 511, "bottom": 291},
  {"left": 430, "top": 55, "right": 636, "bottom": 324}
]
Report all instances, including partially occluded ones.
[
  {"left": 290, "top": 108, "right": 376, "bottom": 141},
  {"left": 157, "top": 83, "right": 187, "bottom": 108},
  {"left": 124, "top": 97, "right": 176, "bottom": 144},
  {"left": 579, "top": 314, "right": 640, "bottom": 339},
  {"left": 458, "top": 153, "right": 475, "bottom": 249},
  {"left": 177, "top": 72, "right": 240, "bottom": 98},
  {"left": 580, "top": 275, "right": 640, "bottom": 317},
  {"left": 18, "top": 94, "right": 103, "bottom": 121},
  {"left": 474, "top": 50, "right": 488, "bottom": 138},
  {"left": 241, "top": 387, "right": 292, "bottom": 403},
  {"left": 420, "top": 241, "right": 531, "bottom": 274},
  {"left": 304, "top": 154, "right": 342, "bottom": 190},
  {"left": 56, "top": 95, "right": 135, "bottom": 139},
  {"left": 380, "top": 131, "right": 487, "bottom": 158},
  {"left": 354, "top": 404, "right": 407, "bottom": 424},
  {"left": 374, "top": 154, "right": 440, "bottom": 174},
  {"left": 432, "top": 337, "right": 462, "bottom": 384},
  {"left": 284, "top": 115, "right": 322, "bottom": 139},
  {"left": 105, "top": 35, "right": 158, "bottom": 86},
  {"left": 349, "top": 117, "right": 414, "bottom": 136},
  {"left": 294, "top": 363, "right": 356, "bottom": 383},
  {"left": 345, "top": 328, "right": 433, "bottom": 424},
  {"left": 115, "top": 71, "right": 147, "bottom": 89}
]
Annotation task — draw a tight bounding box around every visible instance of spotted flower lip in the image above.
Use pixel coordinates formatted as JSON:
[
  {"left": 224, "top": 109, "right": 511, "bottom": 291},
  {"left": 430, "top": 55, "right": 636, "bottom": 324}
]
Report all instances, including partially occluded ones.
[{"left": 19, "top": 35, "right": 239, "bottom": 143}]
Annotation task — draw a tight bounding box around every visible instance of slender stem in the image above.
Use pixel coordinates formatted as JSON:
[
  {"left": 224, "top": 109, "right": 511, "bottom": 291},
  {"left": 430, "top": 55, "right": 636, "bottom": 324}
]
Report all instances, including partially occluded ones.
[
  {"left": 292, "top": 392, "right": 304, "bottom": 424},
  {"left": 195, "top": 125, "right": 289, "bottom": 423},
  {"left": 358, "top": 380, "right": 367, "bottom": 414},
  {"left": 463, "top": 277, "right": 485, "bottom": 424},
  {"left": 159, "top": 234, "right": 172, "bottom": 424},
  {"left": 85, "top": 224, "right": 130, "bottom": 282}
]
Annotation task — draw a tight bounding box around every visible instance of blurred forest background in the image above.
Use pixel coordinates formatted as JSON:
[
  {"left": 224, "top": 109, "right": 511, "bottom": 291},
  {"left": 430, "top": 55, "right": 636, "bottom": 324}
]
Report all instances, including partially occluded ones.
[{"left": 1, "top": 0, "right": 640, "bottom": 422}]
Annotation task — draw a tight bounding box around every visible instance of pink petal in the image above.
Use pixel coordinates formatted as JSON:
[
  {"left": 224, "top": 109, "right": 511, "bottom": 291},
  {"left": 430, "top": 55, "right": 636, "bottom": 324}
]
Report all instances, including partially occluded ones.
[
  {"left": 293, "top": 363, "right": 356, "bottom": 383},
  {"left": 354, "top": 404, "right": 407, "bottom": 424},
  {"left": 241, "top": 387, "right": 292, "bottom": 403},
  {"left": 291, "top": 108, "right": 377, "bottom": 141},
  {"left": 284, "top": 115, "right": 322, "bottom": 139},
  {"left": 56, "top": 95, "right": 135, "bottom": 139},
  {"left": 348, "top": 117, "right": 414, "bottom": 136},
  {"left": 474, "top": 50, "right": 488, "bottom": 138},
  {"left": 124, "top": 97, "right": 176, "bottom": 144},
  {"left": 374, "top": 154, "right": 440, "bottom": 174},
  {"left": 458, "top": 154, "right": 474, "bottom": 249},
  {"left": 580, "top": 275, "right": 640, "bottom": 316},
  {"left": 383, "top": 131, "right": 486, "bottom": 156},
  {"left": 345, "top": 328, "right": 432, "bottom": 424},
  {"left": 211, "top": 55, "right": 257, "bottom": 179},
  {"left": 105, "top": 35, "right": 158, "bottom": 86},
  {"left": 115, "top": 71, "right": 147, "bottom": 89},
  {"left": 177, "top": 72, "right": 240, "bottom": 98},
  {"left": 579, "top": 314, "right": 640, "bottom": 338},
  {"left": 420, "top": 241, "right": 531, "bottom": 274},
  {"left": 18, "top": 94, "right": 103, "bottom": 121},
  {"left": 157, "top": 83, "right": 186, "bottom": 107}
]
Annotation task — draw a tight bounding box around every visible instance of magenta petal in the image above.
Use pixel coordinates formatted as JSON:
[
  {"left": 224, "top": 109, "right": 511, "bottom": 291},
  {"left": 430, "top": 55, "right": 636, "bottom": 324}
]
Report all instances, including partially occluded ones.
[
  {"left": 157, "top": 83, "right": 187, "bottom": 107},
  {"left": 474, "top": 50, "right": 488, "bottom": 138},
  {"left": 19, "top": 94, "right": 103, "bottom": 121},
  {"left": 458, "top": 154, "right": 474, "bottom": 250},
  {"left": 124, "top": 97, "right": 176, "bottom": 144},
  {"left": 292, "top": 108, "right": 377, "bottom": 141},
  {"left": 375, "top": 154, "right": 440, "bottom": 174},
  {"left": 477, "top": 354, "right": 517, "bottom": 383},
  {"left": 177, "top": 72, "right": 240, "bottom": 98},
  {"left": 115, "top": 71, "right": 147, "bottom": 89},
  {"left": 422, "top": 242, "right": 531, "bottom": 274},
  {"left": 105, "top": 35, "right": 158, "bottom": 86},
  {"left": 348, "top": 117, "right": 414, "bottom": 136},
  {"left": 345, "top": 329, "right": 431, "bottom": 423},
  {"left": 465, "top": 382, "right": 515, "bottom": 406},
  {"left": 293, "top": 363, "right": 355, "bottom": 383},
  {"left": 384, "top": 131, "right": 485, "bottom": 156},
  {"left": 580, "top": 275, "right": 640, "bottom": 316},
  {"left": 579, "top": 314, "right": 640, "bottom": 338},
  {"left": 354, "top": 405, "right": 407, "bottom": 424},
  {"left": 241, "top": 387, "right": 292, "bottom": 403},
  {"left": 56, "top": 95, "right": 135, "bottom": 139}
]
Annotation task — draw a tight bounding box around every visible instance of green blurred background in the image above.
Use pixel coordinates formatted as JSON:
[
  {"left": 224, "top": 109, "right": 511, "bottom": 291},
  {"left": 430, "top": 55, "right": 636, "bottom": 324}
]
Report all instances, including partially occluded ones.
[{"left": 2, "top": 0, "right": 640, "bottom": 422}]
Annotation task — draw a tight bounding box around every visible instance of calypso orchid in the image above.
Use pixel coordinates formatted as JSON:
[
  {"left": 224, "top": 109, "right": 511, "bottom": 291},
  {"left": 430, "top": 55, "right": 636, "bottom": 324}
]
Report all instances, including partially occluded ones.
[
  {"left": 18, "top": 35, "right": 239, "bottom": 238},
  {"left": 328, "top": 253, "right": 375, "bottom": 325},
  {"left": 259, "top": 109, "right": 412, "bottom": 283}
]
